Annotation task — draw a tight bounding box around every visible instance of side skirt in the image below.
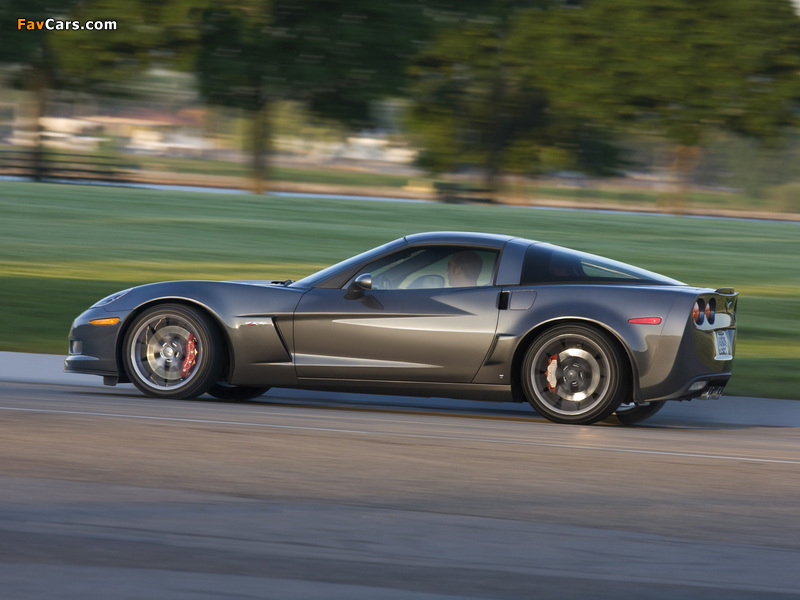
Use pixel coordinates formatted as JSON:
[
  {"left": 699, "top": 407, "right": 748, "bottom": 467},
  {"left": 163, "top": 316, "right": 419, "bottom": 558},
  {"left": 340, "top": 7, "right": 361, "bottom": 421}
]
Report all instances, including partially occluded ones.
[{"left": 294, "top": 379, "right": 515, "bottom": 403}]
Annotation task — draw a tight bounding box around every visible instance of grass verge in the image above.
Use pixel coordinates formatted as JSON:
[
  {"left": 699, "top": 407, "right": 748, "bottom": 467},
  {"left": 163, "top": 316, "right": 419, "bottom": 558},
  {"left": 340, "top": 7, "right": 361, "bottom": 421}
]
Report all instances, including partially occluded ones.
[{"left": 1, "top": 181, "right": 797, "bottom": 399}]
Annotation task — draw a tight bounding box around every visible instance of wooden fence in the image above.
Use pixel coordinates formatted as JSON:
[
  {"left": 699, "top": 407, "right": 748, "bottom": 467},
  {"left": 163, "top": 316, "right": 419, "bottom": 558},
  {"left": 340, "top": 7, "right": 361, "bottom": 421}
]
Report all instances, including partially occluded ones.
[{"left": 0, "top": 149, "right": 137, "bottom": 183}]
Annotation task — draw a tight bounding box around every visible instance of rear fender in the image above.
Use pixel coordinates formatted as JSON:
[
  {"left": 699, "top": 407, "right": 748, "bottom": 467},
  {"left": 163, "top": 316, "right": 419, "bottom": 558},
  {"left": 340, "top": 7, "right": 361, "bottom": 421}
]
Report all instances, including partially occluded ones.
[{"left": 473, "top": 285, "right": 684, "bottom": 403}]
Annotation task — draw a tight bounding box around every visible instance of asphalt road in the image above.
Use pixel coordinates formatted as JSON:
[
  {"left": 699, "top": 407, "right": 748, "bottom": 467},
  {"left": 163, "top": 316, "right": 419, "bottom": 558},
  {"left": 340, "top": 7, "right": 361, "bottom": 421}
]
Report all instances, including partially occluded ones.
[{"left": 1, "top": 357, "right": 800, "bottom": 599}]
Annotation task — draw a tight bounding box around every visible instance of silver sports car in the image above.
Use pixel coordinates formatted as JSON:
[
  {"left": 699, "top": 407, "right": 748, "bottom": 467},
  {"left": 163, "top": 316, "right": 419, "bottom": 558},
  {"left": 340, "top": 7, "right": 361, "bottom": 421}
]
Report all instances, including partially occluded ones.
[{"left": 66, "top": 232, "right": 737, "bottom": 425}]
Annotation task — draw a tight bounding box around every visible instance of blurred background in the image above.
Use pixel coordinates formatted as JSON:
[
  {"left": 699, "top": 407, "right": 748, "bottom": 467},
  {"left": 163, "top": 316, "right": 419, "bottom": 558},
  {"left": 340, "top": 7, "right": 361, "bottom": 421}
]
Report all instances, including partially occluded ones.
[
  {"left": 1, "top": 0, "right": 799, "bottom": 398},
  {"left": 4, "top": 0, "right": 800, "bottom": 209}
]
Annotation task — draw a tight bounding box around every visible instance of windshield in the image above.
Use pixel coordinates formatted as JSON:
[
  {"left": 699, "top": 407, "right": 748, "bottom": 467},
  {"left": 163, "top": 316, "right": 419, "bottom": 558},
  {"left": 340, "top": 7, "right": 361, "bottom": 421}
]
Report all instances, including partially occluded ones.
[{"left": 290, "top": 238, "right": 407, "bottom": 289}]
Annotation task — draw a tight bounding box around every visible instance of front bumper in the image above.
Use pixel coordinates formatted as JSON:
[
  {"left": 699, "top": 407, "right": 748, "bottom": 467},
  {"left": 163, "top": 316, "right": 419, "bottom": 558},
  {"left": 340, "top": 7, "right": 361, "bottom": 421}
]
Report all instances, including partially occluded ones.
[{"left": 64, "top": 308, "right": 126, "bottom": 384}]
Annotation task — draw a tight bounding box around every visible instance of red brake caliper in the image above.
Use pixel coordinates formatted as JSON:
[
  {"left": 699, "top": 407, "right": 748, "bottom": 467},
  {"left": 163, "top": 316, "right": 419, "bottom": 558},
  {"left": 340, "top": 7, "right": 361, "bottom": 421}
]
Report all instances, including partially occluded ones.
[
  {"left": 181, "top": 334, "right": 197, "bottom": 378},
  {"left": 546, "top": 355, "right": 559, "bottom": 392}
]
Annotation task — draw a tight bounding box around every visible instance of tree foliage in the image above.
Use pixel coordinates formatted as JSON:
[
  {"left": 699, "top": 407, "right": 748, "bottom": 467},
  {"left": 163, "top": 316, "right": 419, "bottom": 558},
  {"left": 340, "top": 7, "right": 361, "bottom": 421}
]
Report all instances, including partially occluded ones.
[
  {"left": 1, "top": 0, "right": 75, "bottom": 66},
  {"left": 531, "top": 0, "right": 800, "bottom": 146},
  {"left": 195, "top": 0, "right": 431, "bottom": 188},
  {"left": 50, "top": 0, "right": 200, "bottom": 93},
  {"left": 1, "top": 0, "right": 197, "bottom": 94},
  {"left": 0, "top": 0, "right": 80, "bottom": 178},
  {"left": 406, "top": 1, "right": 627, "bottom": 189},
  {"left": 408, "top": 0, "right": 800, "bottom": 192}
]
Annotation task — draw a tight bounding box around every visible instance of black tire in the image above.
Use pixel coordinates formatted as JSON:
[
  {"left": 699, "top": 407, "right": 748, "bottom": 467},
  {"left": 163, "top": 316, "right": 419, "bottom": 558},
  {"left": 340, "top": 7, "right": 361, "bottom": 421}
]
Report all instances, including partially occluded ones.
[
  {"left": 611, "top": 401, "right": 666, "bottom": 426},
  {"left": 123, "top": 303, "right": 223, "bottom": 399},
  {"left": 207, "top": 383, "right": 270, "bottom": 401},
  {"left": 521, "top": 324, "right": 629, "bottom": 425}
]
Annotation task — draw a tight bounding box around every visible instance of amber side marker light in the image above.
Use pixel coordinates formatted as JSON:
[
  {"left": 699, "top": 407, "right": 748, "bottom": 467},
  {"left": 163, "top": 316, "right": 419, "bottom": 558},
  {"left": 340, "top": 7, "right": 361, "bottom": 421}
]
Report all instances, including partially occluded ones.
[
  {"left": 628, "top": 317, "right": 662, "bottom": 325},
  {"left": 89, "top": 317, "right": 120, "bottom": 325}
]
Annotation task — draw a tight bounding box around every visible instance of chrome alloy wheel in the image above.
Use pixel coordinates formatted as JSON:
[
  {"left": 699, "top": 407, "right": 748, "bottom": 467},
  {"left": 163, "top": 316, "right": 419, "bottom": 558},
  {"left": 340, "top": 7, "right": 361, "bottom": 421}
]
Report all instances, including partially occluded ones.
[
  {"left": 521, "top": 325, "right": 627, "bottom": 424},
  {"left": 129, "top": 315, "right": 202, "bottom": 390},
  {"left": 529, "top": 334, "right": 611, "bottom": 416},
  {"left": 123, "top": 304, "right": 222, "bottom": 399}
]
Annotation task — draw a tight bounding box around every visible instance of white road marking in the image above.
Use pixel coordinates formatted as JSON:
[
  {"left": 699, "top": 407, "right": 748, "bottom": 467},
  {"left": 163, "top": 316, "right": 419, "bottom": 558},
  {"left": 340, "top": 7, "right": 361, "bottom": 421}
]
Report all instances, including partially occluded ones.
[{"left": 3, "top": 405, "right": 800, "bottom": 466}]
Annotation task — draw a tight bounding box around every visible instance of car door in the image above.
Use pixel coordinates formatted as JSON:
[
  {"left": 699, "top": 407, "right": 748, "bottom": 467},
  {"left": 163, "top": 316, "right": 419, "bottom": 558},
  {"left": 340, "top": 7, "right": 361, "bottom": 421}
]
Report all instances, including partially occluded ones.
[{"left": 293, "top": 245, "right": 502, "bottom": 383}]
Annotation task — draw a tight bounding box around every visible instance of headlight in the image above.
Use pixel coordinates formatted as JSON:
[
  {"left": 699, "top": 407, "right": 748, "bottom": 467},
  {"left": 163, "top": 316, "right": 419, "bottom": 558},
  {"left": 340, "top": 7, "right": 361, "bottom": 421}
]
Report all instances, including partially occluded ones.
[{"left": 91, "top": 288, "right": 131, "bottom": 308}]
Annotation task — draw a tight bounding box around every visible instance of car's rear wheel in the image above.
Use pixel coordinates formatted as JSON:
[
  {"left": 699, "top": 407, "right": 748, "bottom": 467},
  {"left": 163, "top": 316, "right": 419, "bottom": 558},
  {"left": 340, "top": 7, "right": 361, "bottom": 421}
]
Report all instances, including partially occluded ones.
[
  {"left": 612, "top": 401, "right": 666, "bottom": 425},
  {"left": 207, "top": 383, "right": 270, "bottom": 401},
  {"left": 521, "top": 324, "right": 628, "bottom": 425},
  {"left": 123, "top": 304, "right": 223, "bottom": 399}
]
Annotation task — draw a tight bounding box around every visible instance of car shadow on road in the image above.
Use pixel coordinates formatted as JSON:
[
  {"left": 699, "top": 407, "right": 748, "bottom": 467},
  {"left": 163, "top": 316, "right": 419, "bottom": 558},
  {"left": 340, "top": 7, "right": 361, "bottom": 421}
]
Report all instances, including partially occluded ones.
[{"left": 62, "top": 385, "right": 799, "bottom": 431}]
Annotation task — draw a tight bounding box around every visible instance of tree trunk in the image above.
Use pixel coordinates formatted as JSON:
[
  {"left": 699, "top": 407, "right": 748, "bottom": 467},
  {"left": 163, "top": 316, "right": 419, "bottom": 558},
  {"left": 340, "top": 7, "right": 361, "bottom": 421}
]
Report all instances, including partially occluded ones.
[
  {"left": 249, "top": 101, "right": 270, "bottom": 194},
  {"left": 31, "top": 64, "right": 50, "bottom": 182},
  {"left": 482, "top": 33, "right": 507, "bottom": 200},
  {"left": 483, "top": 86, "right": 503, "bottom": 195},
  {"left": 658, "top": 144, "right": 703, "bottom": 213}
]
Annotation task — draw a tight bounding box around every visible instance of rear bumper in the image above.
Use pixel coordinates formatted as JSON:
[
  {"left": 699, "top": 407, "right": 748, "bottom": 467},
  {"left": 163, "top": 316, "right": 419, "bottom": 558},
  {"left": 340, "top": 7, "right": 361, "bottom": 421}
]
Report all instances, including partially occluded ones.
[
  {"left": 640, "top": 289, "right": 736, "bottom": 403},
  {"left": 650, "top": 373, "right": 732, "bottom": 402}
]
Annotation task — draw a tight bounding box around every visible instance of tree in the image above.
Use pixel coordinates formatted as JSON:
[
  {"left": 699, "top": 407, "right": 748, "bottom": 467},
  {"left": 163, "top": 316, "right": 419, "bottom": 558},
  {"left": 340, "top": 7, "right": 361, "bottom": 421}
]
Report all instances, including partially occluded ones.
[
  {"left": 195, "top": 0, "right": 431, "bottom": 192},
  {"left": 0, "top": 0, "right": 79, "bottom": 179},
  {"left": 526, "top": 0, "right": 800, "bottom": 204},
  {"left": 1, "top": 0, "right": 201, "bottom": 177},
  {"left": 405, "top": 1, "right": 626, "bottom": 192},
  {"left": 51, "top": 0, "right": 200, "bottom": 94}
]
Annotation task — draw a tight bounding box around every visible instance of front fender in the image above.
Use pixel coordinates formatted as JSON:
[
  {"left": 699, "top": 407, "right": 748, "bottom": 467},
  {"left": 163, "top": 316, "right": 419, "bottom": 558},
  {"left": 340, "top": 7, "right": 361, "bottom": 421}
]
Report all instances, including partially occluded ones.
[{"left": 107, "top": 281, "right": 305, "bottom": 386}]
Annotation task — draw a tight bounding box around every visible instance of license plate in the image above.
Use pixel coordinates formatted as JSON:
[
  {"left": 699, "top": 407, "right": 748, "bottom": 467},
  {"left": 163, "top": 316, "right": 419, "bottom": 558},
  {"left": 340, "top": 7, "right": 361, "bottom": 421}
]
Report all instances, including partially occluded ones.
[{"left": 714, "top": 330, "right": 732, "bottom": 359}]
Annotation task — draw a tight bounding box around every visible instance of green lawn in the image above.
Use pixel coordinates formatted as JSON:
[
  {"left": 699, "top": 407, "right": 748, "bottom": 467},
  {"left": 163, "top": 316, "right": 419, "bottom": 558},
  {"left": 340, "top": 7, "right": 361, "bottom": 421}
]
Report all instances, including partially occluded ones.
[{"left": 1, "top": 180, "right": 797, "bottom": 399}]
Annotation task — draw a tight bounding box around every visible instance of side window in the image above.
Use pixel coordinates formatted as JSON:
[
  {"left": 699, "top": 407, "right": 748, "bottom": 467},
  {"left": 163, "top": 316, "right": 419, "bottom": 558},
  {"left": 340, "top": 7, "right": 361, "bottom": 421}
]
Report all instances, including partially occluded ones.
[
  {"left": 345, "top": 246, "right": 499, "bottom": 290},
  {"left": 521, "top": 244, "right": 669, "bottom": 284}
]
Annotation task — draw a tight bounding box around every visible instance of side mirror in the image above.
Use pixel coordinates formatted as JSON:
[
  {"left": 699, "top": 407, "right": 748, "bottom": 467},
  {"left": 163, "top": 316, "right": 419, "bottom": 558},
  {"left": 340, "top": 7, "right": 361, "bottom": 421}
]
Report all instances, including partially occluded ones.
[
  {"left": 345, "top": 273, "right": 372, "bottom": 299},
  {"left": 354, "top": 273, "right": 372, "bottom": 290}
]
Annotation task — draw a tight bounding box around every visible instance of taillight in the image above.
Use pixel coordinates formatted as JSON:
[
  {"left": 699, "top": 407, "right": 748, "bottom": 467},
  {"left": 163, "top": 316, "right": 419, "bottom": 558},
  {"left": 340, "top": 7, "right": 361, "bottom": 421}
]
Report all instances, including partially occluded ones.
[
  {"left": 692, "top": 300, "right": 705, "bottom": 325},
  {"left": 705, "top": 298, "right": 716, "bottom": 325}
]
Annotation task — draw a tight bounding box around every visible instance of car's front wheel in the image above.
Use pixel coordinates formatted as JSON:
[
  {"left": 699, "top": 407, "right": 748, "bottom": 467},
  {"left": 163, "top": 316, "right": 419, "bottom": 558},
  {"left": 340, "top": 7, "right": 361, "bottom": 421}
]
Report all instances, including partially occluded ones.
[
  {"left": 123, "top": 304, "right": 223, "bottom": 399},
  {"left": 521, "top": 324, "right": 628, "bottom": 425}
]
